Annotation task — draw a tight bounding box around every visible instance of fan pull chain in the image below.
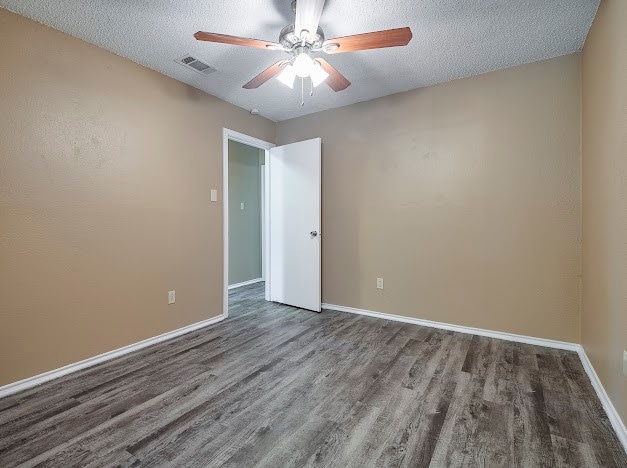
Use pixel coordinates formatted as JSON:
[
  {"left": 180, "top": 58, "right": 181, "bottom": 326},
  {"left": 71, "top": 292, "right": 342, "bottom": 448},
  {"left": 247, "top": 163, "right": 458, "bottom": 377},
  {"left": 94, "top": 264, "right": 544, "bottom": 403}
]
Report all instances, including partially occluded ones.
[{"left": 301, "top": 77, "right": 305, "bottom": 106}]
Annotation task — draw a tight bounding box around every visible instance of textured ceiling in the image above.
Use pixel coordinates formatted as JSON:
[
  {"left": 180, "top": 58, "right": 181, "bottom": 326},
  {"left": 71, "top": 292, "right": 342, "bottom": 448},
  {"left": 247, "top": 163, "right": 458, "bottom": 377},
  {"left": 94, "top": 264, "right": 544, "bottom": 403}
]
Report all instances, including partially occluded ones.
[{"left": 0, "top": 0, "right": 599, "bottom": 121}]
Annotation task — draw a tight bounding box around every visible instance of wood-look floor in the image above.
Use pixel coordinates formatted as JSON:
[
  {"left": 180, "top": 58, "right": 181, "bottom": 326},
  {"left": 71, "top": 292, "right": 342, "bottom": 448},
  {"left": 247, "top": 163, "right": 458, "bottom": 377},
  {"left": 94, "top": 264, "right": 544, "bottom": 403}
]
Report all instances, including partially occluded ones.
[{"left": 1, "top": 283, "right": 625, "bottom": 467}]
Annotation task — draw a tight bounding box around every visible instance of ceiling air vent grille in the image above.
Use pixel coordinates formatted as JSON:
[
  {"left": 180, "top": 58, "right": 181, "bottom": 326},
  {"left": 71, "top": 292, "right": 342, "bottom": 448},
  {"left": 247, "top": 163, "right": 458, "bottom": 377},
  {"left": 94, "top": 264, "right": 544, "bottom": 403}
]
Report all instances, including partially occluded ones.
[{"left": 176, "top": 55, "right": 216, "bottom": 76}]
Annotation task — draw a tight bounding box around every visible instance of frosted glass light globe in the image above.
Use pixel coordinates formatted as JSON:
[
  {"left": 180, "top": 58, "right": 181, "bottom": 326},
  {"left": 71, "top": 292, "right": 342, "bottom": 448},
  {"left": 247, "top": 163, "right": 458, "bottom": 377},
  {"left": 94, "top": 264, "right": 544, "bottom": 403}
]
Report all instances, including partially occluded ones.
[
  {"left": 293, "top": 53, "right": 314, "bottom": 78},
  {"left": 310, "top": 61, "right": 329, "bottom": 87},
  {"left": 277, "top": 64, "right": 296, "bottom": 88}
]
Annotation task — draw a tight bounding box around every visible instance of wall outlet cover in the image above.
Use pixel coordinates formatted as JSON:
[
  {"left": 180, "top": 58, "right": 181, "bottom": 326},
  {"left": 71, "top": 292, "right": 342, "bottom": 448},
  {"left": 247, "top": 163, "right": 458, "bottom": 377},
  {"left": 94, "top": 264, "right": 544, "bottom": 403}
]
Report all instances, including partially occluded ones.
[
  {"left": 210, "top": 189, "right": 218, "bottom": 202},
  {"left": 377, "top": 278, "right": 384, "bottom": 290},
  {"left": 623, "top": 350, "right": 627, "bottom": 377},
  {"left": 168, "top": 290, "right": 176, "bottom": 305}
]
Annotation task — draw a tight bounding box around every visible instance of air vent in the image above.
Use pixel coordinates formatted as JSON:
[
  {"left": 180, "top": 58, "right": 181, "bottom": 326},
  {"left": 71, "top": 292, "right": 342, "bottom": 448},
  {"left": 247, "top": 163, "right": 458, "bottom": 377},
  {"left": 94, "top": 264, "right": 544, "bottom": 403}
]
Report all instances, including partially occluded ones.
[{"left": 175, "top": 54, "right": 216, "bottom": 76}]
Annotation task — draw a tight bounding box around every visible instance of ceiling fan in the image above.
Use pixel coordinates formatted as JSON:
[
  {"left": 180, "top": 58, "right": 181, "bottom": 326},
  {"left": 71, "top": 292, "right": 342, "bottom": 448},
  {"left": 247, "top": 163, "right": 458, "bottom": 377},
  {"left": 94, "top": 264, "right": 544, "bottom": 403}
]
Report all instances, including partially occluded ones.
[{"left": 194, "top": 0, "right": 412, "bottom": 94}]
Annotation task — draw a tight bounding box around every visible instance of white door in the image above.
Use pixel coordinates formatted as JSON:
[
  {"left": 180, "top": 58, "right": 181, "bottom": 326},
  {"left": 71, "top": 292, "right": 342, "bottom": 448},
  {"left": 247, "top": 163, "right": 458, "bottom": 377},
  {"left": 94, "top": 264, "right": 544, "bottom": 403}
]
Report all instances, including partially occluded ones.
[{"left": 269, "top": 138, "right": 321, "bottom": 312}]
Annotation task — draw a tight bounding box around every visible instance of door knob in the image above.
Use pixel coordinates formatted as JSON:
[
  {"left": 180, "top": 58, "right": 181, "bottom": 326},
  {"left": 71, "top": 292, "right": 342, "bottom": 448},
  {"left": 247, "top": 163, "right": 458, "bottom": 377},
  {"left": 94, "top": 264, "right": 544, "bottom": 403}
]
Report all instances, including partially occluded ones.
[{"left": 310, "top": 231, "right": 318, "bottom": 237}]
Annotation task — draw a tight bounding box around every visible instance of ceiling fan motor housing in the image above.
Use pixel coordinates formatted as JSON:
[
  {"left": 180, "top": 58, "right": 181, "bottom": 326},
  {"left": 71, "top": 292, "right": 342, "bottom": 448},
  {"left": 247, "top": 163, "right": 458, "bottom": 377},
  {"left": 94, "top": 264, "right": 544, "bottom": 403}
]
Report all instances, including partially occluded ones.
[{"left": 279, "top": 24, "right": 326, "bottom": 52}]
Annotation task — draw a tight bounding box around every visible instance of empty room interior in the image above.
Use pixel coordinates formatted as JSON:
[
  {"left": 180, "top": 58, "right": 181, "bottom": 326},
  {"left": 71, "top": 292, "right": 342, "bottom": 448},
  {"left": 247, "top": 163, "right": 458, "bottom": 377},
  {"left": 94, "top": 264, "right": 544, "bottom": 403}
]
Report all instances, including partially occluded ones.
[{"left": 1, "top": 0, "right": 626, "bottom": 466}]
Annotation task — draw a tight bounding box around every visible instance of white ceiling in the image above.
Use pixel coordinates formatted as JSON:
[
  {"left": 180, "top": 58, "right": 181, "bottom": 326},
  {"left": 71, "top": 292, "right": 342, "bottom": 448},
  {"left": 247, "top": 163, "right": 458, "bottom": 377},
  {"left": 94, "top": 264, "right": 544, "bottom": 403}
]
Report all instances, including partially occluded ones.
[{"left": 1, "top": 0, "right": 599, "bottom": 122}]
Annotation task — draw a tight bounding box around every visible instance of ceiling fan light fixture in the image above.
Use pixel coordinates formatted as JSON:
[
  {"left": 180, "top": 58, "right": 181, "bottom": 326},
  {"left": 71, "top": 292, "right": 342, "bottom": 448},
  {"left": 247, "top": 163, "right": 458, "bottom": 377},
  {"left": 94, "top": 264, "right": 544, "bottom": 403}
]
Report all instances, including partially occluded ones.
[
  {"left": 310, "top": 61, "right": 329, "bottom": 87},
  {"left": 277, "top": 63, "right": 297, "bottom": 88},
  {"left": 293, "top": 52, "right": 315, "bottom": 78},
  {"left": 195, "top": 0, "right": 413, "bottom": 95}
]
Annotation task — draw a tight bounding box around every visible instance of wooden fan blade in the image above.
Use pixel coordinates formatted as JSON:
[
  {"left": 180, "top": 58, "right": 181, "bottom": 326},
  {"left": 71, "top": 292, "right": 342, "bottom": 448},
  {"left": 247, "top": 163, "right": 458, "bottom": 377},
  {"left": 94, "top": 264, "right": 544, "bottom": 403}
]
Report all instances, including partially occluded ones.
[
  {"left": 316, "top": 58, "right": 350, "bottom": 92},
  {"left": 243, "top": 61, "right": 287, "bottom": 89},
  {"left": 194, "top": 31, "right": 282, "bottom": 50},
  {"left": 323, "top": 27, "right": 412, "bottom": 54}
]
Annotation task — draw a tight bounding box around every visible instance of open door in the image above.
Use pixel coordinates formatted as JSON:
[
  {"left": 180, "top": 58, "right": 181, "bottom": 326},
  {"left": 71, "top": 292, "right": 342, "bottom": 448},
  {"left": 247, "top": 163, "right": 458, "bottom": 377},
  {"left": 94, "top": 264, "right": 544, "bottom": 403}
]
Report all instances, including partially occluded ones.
[{"left": 268, "top": 138, "right": 321, "bottom": 312}]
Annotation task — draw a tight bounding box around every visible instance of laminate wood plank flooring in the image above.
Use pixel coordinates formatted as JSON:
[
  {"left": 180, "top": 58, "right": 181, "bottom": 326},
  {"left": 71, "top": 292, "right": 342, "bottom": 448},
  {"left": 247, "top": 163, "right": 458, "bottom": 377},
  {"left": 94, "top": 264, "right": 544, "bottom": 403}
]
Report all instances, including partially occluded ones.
[{"left": 1, "top": 282, "right": 625, "bottom": 467}]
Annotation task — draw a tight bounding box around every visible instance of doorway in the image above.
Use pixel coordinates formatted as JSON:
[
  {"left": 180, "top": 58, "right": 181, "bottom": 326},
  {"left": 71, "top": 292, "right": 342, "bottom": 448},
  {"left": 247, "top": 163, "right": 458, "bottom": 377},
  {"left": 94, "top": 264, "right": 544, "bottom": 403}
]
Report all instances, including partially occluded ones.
[
  {"left": 223, "top": 129, "right": 322, "bottom": 318},
  {"left": 223, "top": 129, "right": 274, "bottom": 318}
]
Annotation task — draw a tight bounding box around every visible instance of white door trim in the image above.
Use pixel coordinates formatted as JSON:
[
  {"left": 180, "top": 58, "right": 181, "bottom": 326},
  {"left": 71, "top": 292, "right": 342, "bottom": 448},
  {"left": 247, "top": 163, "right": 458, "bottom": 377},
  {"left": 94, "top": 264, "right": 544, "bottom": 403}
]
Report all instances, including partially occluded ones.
[
  {"left": 260, "top": 167, "right": 266, "bottom": 281},
  {"left": 223, "top": 129, "right": 275, "bottom": 318}
]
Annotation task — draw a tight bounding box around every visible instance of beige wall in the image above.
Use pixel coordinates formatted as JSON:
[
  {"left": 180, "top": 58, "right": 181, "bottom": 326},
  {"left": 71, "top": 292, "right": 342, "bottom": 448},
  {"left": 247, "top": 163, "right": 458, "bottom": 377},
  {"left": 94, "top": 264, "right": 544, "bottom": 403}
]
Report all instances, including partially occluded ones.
[
  {"left": 228, "top": 140, "right": 264, "bottom": 285},
  {"left": 582, "top": 0, "right": 627, "bottom": 423},
  {"left": 0, "top": 9, "right": 275, "bottom": 385},
  {"left": 0, "top": 8, "right": 590, "bottom": 388},
  {"left": 278, "top": 55, "right": 582, "bottom": 342}
]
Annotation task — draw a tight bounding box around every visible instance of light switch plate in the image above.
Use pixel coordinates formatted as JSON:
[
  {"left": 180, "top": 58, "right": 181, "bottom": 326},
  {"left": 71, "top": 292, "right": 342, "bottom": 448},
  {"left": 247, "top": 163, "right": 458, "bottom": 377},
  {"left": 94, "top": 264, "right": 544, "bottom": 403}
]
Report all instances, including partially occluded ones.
[
  {"left": 377, "top": 278, "right": 384, "bottom": 290},
  {"left": 168, "top": 290, "right": 175, "bottom": 305},
  {"left": 210, "top": 189, "right": 218, "bottom": 202},
  {"left": 623, "top": 351, "right": 627, "bottom": 376},
  {"left": 241, "top": 202, "right": 245, "bottom": 210}
]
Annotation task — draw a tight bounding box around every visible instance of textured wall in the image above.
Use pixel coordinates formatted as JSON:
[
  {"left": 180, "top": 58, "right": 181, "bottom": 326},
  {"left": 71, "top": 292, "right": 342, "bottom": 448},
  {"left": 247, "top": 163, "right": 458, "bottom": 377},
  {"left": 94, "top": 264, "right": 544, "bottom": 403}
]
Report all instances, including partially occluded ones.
[
  {"left": 582, "top": 0, "right": 627, "bottom": 424},
  {"left": 0, "top": 6, "right": 588, "bottom": 389},
  {"left": 0, "top": 9, "right": 275, "bottom": 385},
  {"left": 228, "top": 140, "right": 263, "bottom": 285},
  {"left": 278, "top": 55, "right": 582, "bottom": 342}
]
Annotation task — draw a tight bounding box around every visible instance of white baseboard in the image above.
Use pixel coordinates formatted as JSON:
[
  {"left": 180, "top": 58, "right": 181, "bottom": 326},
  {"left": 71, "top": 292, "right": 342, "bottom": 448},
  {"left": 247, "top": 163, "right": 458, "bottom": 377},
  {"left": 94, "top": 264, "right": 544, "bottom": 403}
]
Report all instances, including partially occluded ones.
[
  {"left": 2, "top": 300, "right": 625, "bottom": 453},
  {"left": 577, "top": 347, "right": 627, "bottom": 451},
  {"left": 0, "top": 314, "right": 225, "bottom": 399},
  {"left": 322, "top": 302, "right": 626, "bottom": 452},
  {"left": 228, "top": 278, "right": 264, "bottom": 290},
  {"left": 322, "top": 303, "right": 580, "bottom": 351}
]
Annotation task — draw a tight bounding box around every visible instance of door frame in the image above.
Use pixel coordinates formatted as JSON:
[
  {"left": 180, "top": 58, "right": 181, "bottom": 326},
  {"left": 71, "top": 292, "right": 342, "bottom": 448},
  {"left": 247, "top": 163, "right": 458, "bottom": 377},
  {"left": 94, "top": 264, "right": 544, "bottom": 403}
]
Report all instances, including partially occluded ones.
[{"left": 222, "top": 128, "right": 275, "bottom": 318}]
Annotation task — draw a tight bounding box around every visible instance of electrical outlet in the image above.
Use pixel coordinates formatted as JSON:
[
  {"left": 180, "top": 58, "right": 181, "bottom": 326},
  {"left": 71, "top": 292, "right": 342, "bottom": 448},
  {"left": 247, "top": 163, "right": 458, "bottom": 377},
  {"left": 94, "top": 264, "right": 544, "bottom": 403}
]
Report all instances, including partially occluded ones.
[
  {"left": 623, "top": 350, "right": 627, "bottom": 377},
  {"left": 168, "top": 290, "right": 175, "bottom": 305},
  {"left": 377, "top": 277, "right": 384, "bottom": 290},
  {"left": 240, "top": 202, "right": 245, "bottom": 210}
]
